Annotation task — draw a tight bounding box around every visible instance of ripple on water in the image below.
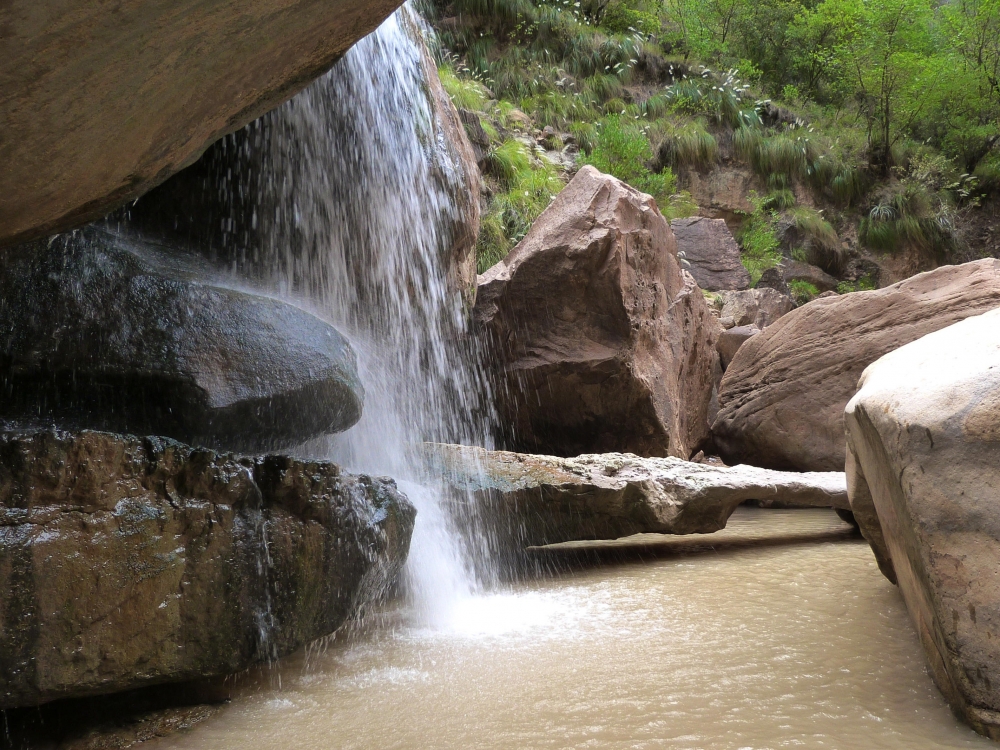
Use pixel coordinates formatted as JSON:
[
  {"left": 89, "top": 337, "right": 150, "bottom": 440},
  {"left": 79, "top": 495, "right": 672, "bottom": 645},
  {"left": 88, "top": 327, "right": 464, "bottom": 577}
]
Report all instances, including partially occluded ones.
[{"left": 152, "top": 509, "right": 995, "bottom": 750}]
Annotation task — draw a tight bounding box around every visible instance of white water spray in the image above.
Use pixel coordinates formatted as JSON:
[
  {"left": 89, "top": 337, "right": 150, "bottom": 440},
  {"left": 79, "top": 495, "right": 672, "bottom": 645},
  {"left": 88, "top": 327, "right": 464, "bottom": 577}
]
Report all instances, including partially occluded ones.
[{"left": 149, "top": 6, "right": 497, "bottom": 624}]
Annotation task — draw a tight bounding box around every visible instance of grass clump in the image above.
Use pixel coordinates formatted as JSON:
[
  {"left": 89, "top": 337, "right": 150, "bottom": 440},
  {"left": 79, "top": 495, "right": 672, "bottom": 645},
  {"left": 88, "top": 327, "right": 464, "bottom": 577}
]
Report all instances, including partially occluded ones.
[
  {"left": 652, "top": 120, "right": 719, "bottom": 170},
  {"left": 859, "top": 183, "right": 956, "bottom": 257},
  {"left": 789, "top": 279, "right": 820, "bottom": 304},
  {"left": 737, "top": 191, "right": 783, "bottom": 284},
  {"left": 580, "top": 115, "right": 677, "bottom": 207},
  {"left": 477, "top": 139, "right": 565, "bottom": 272},
  {"left": 438, "top": 66, "right": 490, "bottom": 111},
  {"left": 836, "top": 276, "right": 878, "bottom": 294}
]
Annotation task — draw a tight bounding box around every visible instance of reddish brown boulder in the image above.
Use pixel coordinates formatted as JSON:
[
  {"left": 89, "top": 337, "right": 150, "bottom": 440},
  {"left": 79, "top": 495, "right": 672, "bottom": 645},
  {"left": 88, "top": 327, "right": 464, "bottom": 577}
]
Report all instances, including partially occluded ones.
[
  {"left": 0, "top": 0, "right": 403, "bottom": 247},
  {"left": 670, "top": 216, "right": 750, "bottom": 291},
  {"left": 475, "top": 166, "right": 719, "bottom": 458},
  {"left": 713, "top": 260, "right": 1000, "bottom": 471}
]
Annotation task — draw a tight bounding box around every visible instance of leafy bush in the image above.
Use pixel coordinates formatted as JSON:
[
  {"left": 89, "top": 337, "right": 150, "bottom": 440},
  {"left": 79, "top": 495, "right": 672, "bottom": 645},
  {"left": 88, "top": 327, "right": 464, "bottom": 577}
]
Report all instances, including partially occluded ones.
[
  {"left": 601, "top": 2, "right": 659, "bottom": 35},
  {"left": 580, "top": 115, "right": 676, "bottom": 205},
  {"left": 477, "top": 140, "right": 566, "bottom": 271},
  {"left": 737, "top": 191, "right": 783, "bottom": 284},
  {"left": 789, "top": 279, "right": 819, "bottom": 304}
]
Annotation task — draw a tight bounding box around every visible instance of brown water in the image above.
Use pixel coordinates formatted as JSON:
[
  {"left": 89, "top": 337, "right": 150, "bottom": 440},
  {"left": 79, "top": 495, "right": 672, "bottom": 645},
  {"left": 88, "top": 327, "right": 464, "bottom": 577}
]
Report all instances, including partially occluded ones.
[{"left": 153, "top": 509, "right": 993, "bottom": 750}]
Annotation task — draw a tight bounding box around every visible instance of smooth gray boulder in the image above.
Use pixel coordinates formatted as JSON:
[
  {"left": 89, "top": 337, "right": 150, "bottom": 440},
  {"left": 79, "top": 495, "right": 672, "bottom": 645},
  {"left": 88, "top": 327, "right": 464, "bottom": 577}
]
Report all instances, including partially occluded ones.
[
  {"left": 425, "top": 444, "right": 848, "bottom": 553},
  {"left": 670, "top": 216, "right": 750, "bottom": 291},
  {"left": 0, "top": 228, "right": 362, "bottom": 452},
  {"left": 845, "top": 307, "right": 1000, "bottom": 740},
  {"left": 0, "top": 429, "right": 415, "bottom": 708}
]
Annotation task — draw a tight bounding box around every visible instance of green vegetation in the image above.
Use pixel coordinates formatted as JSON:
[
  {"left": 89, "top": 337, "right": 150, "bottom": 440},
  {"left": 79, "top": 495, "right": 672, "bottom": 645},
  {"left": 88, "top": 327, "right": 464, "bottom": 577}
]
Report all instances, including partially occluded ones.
[
  {"left": 428, "top": 0, "right": 1000, "bottom": 271},
  {"left": 789, "top": 279, "right": 820, "bottom": 304},
  {"left": 736, "top": 192, "right": 782, "bottom": 284},
  {"left": 478, "top": 138, "right": 564, "bottom": 271}
]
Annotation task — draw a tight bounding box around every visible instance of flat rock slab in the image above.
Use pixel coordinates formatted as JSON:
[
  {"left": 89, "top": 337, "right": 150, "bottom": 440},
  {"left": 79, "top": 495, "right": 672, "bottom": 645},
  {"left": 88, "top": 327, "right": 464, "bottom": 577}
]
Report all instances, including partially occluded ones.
[
  {"left": 424, "top": 444, "right": 847, "bottom": 552},
  {"left": 0, "top": 0, "right": 402, "bottom": 246},
  {"left": 670, "top": 216, "right": 750, "bottom": 291},
  {"left": 714, "top": 259, "right": 1000, "bottom": 471},
  {"left": 0, "top": 227, "right": 362, "bottom": 452},
  {"left": 0, "top": 429, "right": 415, "bottom": 708},
  {"left": 846, "top": 307, "right": 1000, "bottom": 740}
]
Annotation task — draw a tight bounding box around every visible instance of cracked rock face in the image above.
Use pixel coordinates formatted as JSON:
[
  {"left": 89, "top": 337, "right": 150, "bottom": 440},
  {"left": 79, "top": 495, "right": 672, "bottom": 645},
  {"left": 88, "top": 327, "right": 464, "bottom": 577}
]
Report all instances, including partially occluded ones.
[
  {"left": 474, "top": 166, "right": 719, "bottom": 459},
  {"left": 0, "top": 429, "right": 414, "bottom": 709},
  {"left": 845, "top": 307, "right": 1000, "bottom": 740},
  {"left": 424, "top": 443, "right": 847, "bottom": 557}
]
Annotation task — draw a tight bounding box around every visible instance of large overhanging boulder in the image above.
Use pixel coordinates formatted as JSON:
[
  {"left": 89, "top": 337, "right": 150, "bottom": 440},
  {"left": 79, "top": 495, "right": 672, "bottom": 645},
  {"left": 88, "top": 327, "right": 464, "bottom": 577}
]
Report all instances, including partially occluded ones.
[
  {"left": 475, "top": 166, "right": 719, "bottom": 458},
  {"left": 713, "top": 260, "right": 1000, "bottom": 471},
  {"left": 0, "top": 228, "right": 362, "bottom": 452},
  {"left": 424, "top": 443, "right": 848, "bottom": 556},
  {"left": 129, "top": 6, "right": 482, "bottom": 310},
  {"left": 0, "top": 429, "right": 415, "bottom": 708},
  {"left": 845, "top": 307, "right": 1000, "bottom": 740},
  {"left": 0, "top": 0, "right": 403, "bottom": 247}
]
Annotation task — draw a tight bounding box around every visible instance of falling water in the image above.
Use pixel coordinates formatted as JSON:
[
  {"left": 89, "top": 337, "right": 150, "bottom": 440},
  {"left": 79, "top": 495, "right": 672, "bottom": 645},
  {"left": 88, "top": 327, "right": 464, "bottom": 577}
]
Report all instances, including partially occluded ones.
[{"left": 129, "top": 4, "right": 495, "bottom": 622}]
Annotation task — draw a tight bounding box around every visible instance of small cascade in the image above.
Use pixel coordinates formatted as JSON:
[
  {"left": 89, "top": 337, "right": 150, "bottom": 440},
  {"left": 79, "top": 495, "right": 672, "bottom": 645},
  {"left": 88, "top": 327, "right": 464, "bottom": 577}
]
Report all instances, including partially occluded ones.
[{"left": 131, "top": 5, "right": 497, "bottom": 622}]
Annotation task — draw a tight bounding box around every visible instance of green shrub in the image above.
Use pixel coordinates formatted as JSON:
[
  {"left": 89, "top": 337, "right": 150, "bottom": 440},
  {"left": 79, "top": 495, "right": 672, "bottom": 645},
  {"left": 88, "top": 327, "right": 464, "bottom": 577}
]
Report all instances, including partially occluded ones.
[
  {"left": 837, "top": 276, "right": 878, "bottom": 294},
  {"left": 580, "top": 115, "right": 677, "bottom": 205},
  {"left": 569, "top": 121, "right": 598, "bottom": 154},
  {"left": 789, "top": 279, "right": 819, "bottom": 304},
  {"left": 737, "top": 191, "right": 783, "bottom": 284},
  {"left": 438, "top": 66, "right": 490, "bottom": 111},
  {"left": 600, "top": 2, "right": 659, "bottom": 35},
  {"left": 477, "top": 140, "right": 566, "bottom": 271},
  {"left": 762, "top": 189, "right": 795, "bottom": 210}
]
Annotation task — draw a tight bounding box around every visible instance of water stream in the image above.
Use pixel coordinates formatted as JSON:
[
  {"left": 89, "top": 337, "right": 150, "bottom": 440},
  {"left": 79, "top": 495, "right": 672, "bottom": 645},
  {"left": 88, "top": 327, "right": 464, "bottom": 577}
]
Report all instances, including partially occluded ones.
[{"left": 151, "top": 510, "right": 993, "bottom": 749}]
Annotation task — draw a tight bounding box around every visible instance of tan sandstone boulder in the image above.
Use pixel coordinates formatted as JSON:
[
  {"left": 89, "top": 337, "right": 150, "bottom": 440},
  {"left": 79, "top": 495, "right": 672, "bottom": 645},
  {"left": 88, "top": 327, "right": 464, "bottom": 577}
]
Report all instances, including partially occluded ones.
[
  {"left": 0, "top": 0, "right": 403, "bottom": 247},
  {"left": 845, "top": 307, "right": 1000, "bottom": 740},
  {"left": 474, "top": 166, "right": 719, "bottom": 458},
  {"left": 713, "top": 260, "right": 1000, "bottom": 471},
  {"left": 424, "top": 443, "right": 848, "bottom": 557}
]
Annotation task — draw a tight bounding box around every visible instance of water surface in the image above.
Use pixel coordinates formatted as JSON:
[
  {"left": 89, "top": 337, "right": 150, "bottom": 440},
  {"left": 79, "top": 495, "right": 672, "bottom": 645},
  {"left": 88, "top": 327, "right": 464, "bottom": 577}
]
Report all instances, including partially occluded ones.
[{"left": 154, "top": 509, "right": 992, "bottom": 750}]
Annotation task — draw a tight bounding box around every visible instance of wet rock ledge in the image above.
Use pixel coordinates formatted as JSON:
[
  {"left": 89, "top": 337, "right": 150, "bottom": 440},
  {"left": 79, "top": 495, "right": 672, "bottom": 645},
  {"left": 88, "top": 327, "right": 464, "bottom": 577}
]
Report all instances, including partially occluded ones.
[
  {"left": 0, "top": 429, "right": 415, "bottom": 709},
  {"left": 425, "top": 444, "right": 848, "bottom": 552}
]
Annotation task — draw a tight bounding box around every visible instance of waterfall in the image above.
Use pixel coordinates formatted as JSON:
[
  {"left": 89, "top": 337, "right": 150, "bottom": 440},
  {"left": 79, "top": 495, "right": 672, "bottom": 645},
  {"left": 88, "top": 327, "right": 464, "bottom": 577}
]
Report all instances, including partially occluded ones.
[{"left": 128, "top": 5, "right": 496, "bottom": 622}]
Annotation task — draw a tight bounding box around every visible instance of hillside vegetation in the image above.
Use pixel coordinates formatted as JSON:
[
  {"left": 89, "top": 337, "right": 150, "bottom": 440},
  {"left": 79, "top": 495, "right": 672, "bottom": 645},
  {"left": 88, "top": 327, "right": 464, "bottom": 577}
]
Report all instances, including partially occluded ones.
[{"left": 424, "top": 0, "right": 1000, "bottom": 286}]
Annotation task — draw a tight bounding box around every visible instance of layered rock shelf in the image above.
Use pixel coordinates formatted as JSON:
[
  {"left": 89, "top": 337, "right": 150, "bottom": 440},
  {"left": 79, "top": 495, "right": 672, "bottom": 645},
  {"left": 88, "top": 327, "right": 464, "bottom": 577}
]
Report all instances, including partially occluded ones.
[
  {"left": 0, "top": 429, "right": 415, "bottom": 708},
  {"left": 424, "top": 443, "right": 848, "bottom": 551}
]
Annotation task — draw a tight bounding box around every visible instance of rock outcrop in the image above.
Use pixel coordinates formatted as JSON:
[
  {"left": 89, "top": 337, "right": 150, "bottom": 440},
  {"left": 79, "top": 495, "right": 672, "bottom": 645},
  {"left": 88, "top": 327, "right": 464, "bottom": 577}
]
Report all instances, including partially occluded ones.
[
  {"left": 0, "top": 429, "right": 415, "bottom": 708},
  {"left": 670, "top": 217, "right": 750, "bottom": 291},
  {"left": 0, "top": 0, "right": 403, "bottom": 247},
  {"left": 845, "top": 308, "right": 1000, "bottom": 740},
  {"left": 0, "top": 228, "right": 362, "bottom": 452},
  {"left": 474, "top": 166, "right": 719, "bottom": 458},
  {"left": 425, "top": 444, "right": 848, "bottom": 553},
  {"left": 781, "top": 259, "right": 838, "bottom": 292},
  {"left": 717, "top": 287, "right": 794, "bottom": 329},
  {"left": 717, "top": 325, "right": 760, "bottom": 369},
  {"left": 714, "top": 260, "right": 1000, "bottom": 471}
]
